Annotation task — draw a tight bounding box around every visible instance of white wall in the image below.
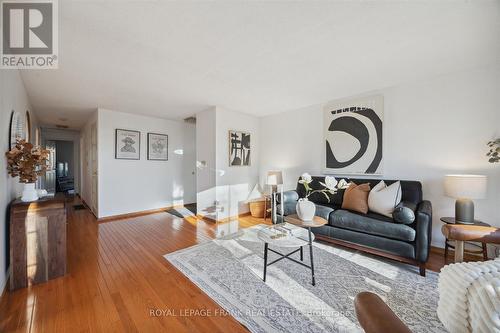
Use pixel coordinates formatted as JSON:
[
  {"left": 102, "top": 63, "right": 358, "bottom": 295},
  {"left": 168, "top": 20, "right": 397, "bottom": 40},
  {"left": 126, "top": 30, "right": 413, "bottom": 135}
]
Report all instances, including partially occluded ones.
[
  {"left": 196, "top": 108, "right": 217, "bottom": 218},
  {"left": 81, "top": 110, "right": 98, "bottom": 213},
  {"left": 215, "top": 107, "right": 260, "bottom": 219},
  {"left": 196, "top": 107, "right": 260, "bottom": 220},
  {"left": 260, "top": 66, "right": 500, "bottom": 248},
  {"left": 0, "top": 70, "right": 37, "bottom": 293},
  {"left": 182, "top": 122, "right": 197, "bottom": 205},
  {"left": 97, "top": 108, "right": 196, "bottom": 218}
]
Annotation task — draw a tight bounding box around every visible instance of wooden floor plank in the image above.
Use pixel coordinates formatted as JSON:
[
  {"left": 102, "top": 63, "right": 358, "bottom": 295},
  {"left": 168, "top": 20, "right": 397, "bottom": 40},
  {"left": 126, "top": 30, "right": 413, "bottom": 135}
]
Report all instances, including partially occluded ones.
[{"left": 0, "top": 196, "right": 482, "bottom": 332}]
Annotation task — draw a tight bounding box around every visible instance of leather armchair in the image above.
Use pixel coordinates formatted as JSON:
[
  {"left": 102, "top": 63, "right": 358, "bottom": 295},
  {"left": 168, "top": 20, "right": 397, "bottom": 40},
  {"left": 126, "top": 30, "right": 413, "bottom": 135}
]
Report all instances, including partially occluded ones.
[{"left": 354, "top": 292, "right": 411, "bottom": 333}]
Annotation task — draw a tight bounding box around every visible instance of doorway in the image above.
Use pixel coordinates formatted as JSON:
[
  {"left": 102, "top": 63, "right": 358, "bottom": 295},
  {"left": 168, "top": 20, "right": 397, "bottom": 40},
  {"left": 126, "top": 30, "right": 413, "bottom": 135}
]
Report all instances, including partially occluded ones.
[
  {"left": 40, "top": 127, "right": 81, "bottom": 195},
  {"left": 45, "top": 140, "right": 76, "bottom": 194}
]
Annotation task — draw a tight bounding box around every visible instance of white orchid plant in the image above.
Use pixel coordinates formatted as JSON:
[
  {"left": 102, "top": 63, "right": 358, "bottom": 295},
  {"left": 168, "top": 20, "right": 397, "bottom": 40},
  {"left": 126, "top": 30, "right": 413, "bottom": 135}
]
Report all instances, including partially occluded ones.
[{"left": 298, "top": 173, "right": 349, "bottom": 203}]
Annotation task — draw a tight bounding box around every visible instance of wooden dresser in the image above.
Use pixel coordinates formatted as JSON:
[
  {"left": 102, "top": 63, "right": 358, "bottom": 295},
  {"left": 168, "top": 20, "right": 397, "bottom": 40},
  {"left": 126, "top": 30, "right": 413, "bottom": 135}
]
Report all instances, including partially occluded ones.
[{"left": 9, "top": 194, "right": 67, "bottom": 291}]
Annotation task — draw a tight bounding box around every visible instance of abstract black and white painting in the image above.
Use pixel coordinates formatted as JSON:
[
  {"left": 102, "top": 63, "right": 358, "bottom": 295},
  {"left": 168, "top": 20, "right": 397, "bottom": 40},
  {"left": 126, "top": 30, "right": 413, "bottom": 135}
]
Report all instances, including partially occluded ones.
[
  {"left": 147, "top": 133, "right": 168, "bottom": 161},
  {"left": 324, "top": 95, "right": 383, "bottom": 175},
  {"left": 115, "top": 129, "right": 140, "bottom": 160},
  {"left": 229, "top": 130, "right": 250, "bottom": 166}
]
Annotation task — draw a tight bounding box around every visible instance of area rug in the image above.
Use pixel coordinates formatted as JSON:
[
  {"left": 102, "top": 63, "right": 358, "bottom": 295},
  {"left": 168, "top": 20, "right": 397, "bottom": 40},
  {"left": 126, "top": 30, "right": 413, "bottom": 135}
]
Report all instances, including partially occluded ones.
[{"left": 165, "top": 225, "right": 445, "bottom": 333}]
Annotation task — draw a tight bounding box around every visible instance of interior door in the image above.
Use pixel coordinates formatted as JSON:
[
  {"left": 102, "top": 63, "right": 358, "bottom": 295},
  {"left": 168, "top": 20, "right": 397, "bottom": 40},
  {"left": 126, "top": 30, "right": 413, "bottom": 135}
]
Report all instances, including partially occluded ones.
[
  {"left": 45, "top": 140, "right": 56, "bottom": 193},
  {"left": 90, "top": 123, "right": 98, "bottom": 216}
]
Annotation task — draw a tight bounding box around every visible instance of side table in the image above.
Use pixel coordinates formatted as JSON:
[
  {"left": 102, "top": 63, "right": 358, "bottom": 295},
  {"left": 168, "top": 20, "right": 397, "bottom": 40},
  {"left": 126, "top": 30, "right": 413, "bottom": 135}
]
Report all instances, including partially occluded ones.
[
  {"left": 440, "top": 217, "right": 489, "bottom": 260},
  {"left": 284, "top": 214, "right": 327, "bottom": 285},
  {"left": 10, "top": 194, "right": 67, "bottom": 290}
]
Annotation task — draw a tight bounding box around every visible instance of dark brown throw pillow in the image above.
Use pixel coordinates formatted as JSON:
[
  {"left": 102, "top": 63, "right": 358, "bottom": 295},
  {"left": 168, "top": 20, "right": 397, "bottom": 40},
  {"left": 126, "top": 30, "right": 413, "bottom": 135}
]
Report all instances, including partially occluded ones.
[{"left": 341, "top": 183, "right": 371, "bottom": 214}]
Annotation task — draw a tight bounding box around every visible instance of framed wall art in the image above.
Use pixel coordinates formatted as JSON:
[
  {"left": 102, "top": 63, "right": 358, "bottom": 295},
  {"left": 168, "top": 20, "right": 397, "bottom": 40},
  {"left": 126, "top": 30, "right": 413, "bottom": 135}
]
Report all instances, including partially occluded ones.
[
  {"left": 115, "top": 129, "right": 140, "bottom": 160},
  {"left": 229, "top": 130, "right": 250, "bottom": 166},
  {"left": 324, "top": 94, "right": 384, "bottom": 175},
  {"left": 147, "top": 133, "right": 168, "bottom": 161}
]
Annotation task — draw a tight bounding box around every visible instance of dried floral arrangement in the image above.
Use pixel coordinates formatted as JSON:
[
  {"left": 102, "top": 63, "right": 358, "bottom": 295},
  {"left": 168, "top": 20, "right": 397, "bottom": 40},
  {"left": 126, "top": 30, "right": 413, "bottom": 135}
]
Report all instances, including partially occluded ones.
[
  {"left": 6, "top": 139, "right": 49, "bottom": 183},
  {"left": 487, "top": 138, "right": 500, "bottom": 163}
]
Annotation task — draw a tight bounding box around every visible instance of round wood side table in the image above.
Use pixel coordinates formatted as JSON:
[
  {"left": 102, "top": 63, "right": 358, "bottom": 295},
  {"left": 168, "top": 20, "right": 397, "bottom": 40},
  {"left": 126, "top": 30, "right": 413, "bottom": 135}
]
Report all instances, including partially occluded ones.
[
  {"left": 284, "top": 214, "right": 327, "bottom": 286},
  {"left": 440, "top": 217, "right": 489, "bottom": 260}
]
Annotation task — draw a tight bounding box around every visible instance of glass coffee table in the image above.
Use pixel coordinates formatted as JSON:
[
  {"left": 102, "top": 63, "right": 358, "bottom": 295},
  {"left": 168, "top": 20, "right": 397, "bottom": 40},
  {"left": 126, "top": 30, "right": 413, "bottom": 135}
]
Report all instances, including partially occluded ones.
[{"left": 257, "top": 215, "right": 327, "bottom": 286}]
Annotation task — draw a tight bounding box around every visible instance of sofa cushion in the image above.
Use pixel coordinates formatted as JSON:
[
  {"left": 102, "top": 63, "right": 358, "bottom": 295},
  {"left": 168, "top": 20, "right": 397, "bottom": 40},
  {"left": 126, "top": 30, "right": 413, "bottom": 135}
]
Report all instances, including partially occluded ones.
[
  {"left": 276, "top": 203, "right": 296, "bottom": 216},
  {"left": 314, "top": 204, "right": 334, "bottom": 221},
  {"left": 368, "top": 180, "right": 402, "bottom": 217},
  {"left": 393, "top": 201, "right": 416, "bottom": 225},
  {"left": 329, "top": 209, "right": 416, "bottom": 242},
  {"left": 295, "top": 176, "right": 422, "bottom": 207},
  {"left": 277, "top": 190, "right": 299, "bottom": 204},
  {"left": 324, "top": 226, "right": 416, "bottom": 259},
  {"left": 277, "top": 203, "right": 334, "bottom": 221},
  {"left": 341, "top": 183, "right": 371, "bottom": 214}
]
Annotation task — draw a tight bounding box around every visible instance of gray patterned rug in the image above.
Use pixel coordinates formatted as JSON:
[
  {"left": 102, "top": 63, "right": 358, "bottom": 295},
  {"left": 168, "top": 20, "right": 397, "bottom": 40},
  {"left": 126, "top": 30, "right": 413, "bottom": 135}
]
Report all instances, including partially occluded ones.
[{"left": 165, "top": 225, "right": 445, "bottom": 333}]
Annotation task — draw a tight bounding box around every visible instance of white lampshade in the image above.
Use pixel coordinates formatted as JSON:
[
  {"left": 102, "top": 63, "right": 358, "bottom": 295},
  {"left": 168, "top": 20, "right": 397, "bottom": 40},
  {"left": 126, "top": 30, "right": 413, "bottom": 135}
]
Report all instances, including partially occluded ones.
[
  {"left": 266, "top": 171, "right": 283, "bottom": 185},
  {"left": 444, "top": 175, "right": 487, "bottom": 199}
]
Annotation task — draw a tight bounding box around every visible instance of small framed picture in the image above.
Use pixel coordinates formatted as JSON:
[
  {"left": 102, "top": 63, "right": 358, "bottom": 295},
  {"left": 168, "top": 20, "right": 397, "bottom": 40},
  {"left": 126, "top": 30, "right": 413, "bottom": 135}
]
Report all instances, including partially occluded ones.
[
  {"left": 147, "top": 133, "right": 168, "bottom": 161},
  {"left": 229, "top": 130, "right": 250, "bottom": 166},
  {"left": 115, "top": 129, "right": 140, "bottom": 160}
]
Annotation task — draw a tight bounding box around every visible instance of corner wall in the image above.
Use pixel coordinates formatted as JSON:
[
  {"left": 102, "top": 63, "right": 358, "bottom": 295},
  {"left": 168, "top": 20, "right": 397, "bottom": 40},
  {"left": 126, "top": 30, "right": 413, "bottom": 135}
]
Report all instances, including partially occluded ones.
[
  {"left": 0, "top": 70, "right": 37, "bottom": 293},
  {"left": 215, "top": 107, "right": 260, "bottom": 220},
  {"left": 196, "top": 107, "right": 260, "bottom": 221},
  {"left": 259, "top": 66, "right": 500, "bottom": 248},
  {"left": 196, "top": 107, "right": 217, "bottom": 219},
  {"left": 97, "top": 108, "right": 196, "bottom": 218},
  {"left": 81, "top": 110, "right": 98, "bottom": 214}
]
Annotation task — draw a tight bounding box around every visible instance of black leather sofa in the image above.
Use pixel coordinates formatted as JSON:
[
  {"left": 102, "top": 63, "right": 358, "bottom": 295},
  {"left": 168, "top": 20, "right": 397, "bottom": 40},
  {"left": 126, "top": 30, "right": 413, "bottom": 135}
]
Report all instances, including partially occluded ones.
[{"left": 276, "top": 176, "right": 432, "bottom": 276}]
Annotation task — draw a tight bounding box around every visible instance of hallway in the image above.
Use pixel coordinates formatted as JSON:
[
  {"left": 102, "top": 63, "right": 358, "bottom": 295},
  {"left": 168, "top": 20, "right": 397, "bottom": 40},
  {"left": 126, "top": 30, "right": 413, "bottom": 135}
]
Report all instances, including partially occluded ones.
[{"left": 0, "top": 198, "right": 260, "bottom": 332}]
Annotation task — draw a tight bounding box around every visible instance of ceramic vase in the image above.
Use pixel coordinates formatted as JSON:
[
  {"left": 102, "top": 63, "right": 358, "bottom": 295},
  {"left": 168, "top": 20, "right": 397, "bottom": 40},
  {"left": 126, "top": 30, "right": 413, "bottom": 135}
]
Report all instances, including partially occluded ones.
[
  {"left": 37, "top": 189, "right": 48, "bottom": 198},
  {"left": 21, "top": 183, "right": 39, "bottom": 202},
  {"left": 296, "top": 198, "right": 315, "bottom": 221}
]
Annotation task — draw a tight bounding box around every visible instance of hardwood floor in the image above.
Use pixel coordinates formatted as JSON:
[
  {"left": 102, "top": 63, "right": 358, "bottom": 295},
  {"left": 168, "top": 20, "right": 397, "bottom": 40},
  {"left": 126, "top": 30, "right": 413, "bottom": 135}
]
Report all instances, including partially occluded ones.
[
  {"left": 0, "top": 198, "right": 483, "bottom": 332},
  {"left": 0, "top": 199, "right": 265, "bottom": 333}
]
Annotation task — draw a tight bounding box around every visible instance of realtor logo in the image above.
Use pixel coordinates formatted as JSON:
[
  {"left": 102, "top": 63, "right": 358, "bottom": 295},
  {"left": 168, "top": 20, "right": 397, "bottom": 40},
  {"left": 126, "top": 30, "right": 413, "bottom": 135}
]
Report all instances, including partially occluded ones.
[{"left": 1, "top": 0, "right": 58, "bottom": 69}]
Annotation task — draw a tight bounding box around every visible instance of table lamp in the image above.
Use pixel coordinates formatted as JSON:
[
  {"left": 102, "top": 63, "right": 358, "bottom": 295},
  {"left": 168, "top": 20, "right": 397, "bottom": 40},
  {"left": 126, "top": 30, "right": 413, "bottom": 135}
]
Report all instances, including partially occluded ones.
[
  {"left": 266, "top": 171, "right": 283, "bottom": 223},
  {"left": 444, "top": 175, "right": 487, "bottom": 224},
  {"left": 266, "top": 171, "right": 283, "bottom": 193}
]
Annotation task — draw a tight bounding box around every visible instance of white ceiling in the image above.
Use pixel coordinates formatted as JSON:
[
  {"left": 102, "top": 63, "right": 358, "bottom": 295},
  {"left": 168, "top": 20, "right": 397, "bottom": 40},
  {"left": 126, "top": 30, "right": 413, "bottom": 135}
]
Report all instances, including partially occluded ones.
[{"left": 21, "top": 0, "right": 500, "bottom": 129}]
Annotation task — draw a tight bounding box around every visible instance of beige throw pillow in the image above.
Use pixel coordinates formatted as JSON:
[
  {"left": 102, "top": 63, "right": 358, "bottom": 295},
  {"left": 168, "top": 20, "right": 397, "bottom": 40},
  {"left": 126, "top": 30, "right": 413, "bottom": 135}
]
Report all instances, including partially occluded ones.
[{"left": 368, "top": 180, "right": 402, "bottom": 218}]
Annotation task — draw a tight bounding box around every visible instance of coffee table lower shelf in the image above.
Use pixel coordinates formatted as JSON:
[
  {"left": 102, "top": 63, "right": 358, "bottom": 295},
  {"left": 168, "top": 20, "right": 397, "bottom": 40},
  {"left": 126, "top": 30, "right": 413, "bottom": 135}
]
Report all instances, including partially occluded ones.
[{"left": 258, "top": 215, "right": 328, "bottom": 286}]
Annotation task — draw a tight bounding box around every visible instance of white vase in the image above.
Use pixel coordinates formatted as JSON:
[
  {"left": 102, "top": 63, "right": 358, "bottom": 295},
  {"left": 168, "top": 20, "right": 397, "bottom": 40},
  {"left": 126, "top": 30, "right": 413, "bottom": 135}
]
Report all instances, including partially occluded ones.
[
  {"left": 296, "top": 198, "right": 315, "bottom": 221},
  {"left": 37, "top": 189, "right": 48, "bottom": 197},
  {"left": 21, "top": 183, "right": 39, "bottom": 202}
]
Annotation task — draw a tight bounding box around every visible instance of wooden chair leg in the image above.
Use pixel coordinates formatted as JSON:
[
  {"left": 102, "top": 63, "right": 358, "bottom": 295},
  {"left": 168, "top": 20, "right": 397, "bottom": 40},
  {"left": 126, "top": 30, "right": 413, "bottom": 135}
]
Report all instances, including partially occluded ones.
[{"left": 455, "top": 240, "right": 464, "bottom": 263}]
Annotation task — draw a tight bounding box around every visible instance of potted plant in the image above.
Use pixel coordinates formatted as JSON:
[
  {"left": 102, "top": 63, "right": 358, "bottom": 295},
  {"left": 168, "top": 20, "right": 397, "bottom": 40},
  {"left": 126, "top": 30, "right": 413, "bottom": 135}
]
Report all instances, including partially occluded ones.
[
  {"left": 296, "top": 173, "right": 346, "bottom": 221},
  {"left": 6, "top": 139, "right": 49, "bottom": 202}
]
